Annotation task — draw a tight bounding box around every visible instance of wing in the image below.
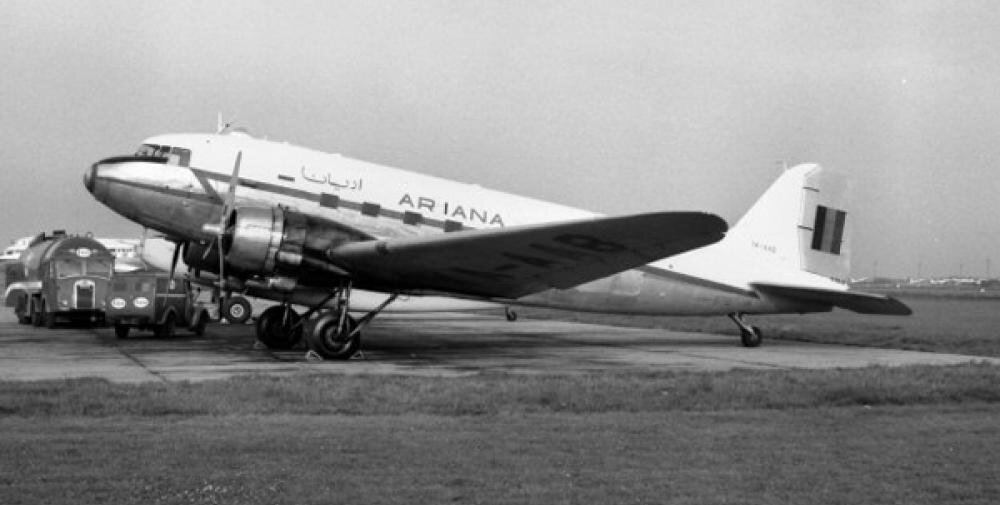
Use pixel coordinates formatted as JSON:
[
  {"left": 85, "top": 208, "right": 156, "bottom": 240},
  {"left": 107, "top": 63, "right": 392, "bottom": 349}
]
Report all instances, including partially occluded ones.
[
  {"left": 328, "top": 212, "right": 727, "bottom": 298},
  {"left": 751, "top": 282, "right": 912, "bottom": 315}
]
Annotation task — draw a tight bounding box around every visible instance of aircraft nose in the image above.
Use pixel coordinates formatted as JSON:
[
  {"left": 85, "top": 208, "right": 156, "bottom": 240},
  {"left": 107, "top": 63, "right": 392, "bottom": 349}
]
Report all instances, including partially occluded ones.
[{"left": 83, "top": 163, "right": 97, "bottom": 193}]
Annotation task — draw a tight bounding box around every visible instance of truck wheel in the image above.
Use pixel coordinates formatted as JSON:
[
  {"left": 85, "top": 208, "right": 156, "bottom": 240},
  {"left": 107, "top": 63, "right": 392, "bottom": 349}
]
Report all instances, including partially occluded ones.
[
  {"left": 30, "top": 300, "right": 42, "bottom": 327},
  {"left": 221, "top": 296, "right": 252, "bottom": 324},
  {"left": 190, "top": 310, "right": 209, "bottom": 336},
  {"left": 42, "top": 301, "right": 56, "bottom": 329},
  {"left": 114, "top": 324, "right": 130, "bottom": 339},
  {"left": 154, "top": 313, "right": 176, "bottom": 338}
]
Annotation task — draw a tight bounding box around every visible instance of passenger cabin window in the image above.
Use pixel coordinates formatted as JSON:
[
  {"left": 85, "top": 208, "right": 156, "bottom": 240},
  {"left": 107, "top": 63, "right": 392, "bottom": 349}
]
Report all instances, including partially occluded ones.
[{"left": 135, "top": 144, "right": 191, "bottom": 167}]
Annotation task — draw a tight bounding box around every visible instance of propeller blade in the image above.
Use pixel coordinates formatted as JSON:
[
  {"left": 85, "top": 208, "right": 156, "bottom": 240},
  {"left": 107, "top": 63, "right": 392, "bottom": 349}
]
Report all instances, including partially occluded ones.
[
  {"left": 217, "top": 150, "right": 242, "bottom": 294},
  {"left": 168, "top": 241, "right": 181, "bottom": 281}
]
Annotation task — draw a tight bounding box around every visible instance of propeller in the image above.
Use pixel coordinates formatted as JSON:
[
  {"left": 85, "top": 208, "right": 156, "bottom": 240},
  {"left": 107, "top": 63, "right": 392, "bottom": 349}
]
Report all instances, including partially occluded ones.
[{"left": 217, "top": 151, "right": 242, "bottom": 291}]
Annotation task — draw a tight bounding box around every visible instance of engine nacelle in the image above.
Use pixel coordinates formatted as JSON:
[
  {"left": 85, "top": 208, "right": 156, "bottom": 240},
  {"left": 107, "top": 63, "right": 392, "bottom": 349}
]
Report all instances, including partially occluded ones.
[{"left": 221, "top": 206, "right": 362, "bottom": 279}]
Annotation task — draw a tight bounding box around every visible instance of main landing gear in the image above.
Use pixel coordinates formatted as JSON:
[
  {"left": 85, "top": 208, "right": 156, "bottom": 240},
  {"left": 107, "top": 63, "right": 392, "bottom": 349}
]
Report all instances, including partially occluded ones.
[
  {"left": 253, "top": 282, "right": 398, "bottom": 360},
  {"left": 256, "top": 304, "right": 303, "bottom": 350},
  {"left": 728, "top": 312, "right": 763, "bottom": 348}
]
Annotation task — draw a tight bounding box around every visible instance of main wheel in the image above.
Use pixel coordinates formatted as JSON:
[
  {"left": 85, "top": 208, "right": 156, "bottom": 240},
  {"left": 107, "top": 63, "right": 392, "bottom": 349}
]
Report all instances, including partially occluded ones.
[
  {"left": 256, "top": 305, "right": 303, "bottom": 350},
  {"left": 305, "top": 313, "right": 360, "bottom": 360},
  {"left": 154, "top": 313, "right": 176, "bottom": 338},
  {"left": 114, "top": 323, "right": 130, "bottom": 339},
  {"left": 740, "top": 325, "right": 763, "bottom": 347},
  {"left": 505, "top": 307, "right": 518, "bottom": 322},
  {"left": 221, "top": 296, "right": 252, "bottom": 324}
]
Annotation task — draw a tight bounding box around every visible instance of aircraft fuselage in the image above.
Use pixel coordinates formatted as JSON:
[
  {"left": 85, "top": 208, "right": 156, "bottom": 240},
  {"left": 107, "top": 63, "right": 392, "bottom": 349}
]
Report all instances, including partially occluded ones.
[{"left": 85, "top": 132, "right": 834, "bottom": 316}]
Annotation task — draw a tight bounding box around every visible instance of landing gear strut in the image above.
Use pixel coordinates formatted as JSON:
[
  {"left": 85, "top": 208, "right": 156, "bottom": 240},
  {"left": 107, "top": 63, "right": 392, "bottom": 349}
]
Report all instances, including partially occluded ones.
[
  {"left": 302, "top": 282, "right": 398, "bottom": 360},
  {"left": 728, "top": 312, "right": 763, "bottom": 347}
]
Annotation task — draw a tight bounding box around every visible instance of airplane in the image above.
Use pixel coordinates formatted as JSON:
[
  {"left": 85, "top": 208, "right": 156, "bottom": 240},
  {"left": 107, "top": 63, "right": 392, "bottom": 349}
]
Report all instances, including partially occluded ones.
[{"left": 83, "top": 128, "right": 911, "bottom": 359}]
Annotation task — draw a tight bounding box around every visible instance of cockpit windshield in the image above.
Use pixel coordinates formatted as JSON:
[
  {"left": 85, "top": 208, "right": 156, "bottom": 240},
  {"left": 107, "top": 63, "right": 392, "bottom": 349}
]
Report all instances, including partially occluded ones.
[{"left": 135, "top": 144, "right": 191, "bottom": 167}]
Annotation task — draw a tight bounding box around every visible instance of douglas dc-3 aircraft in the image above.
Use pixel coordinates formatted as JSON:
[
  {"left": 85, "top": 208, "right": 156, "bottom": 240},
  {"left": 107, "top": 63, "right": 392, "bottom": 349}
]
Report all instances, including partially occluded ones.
[{"left": 84, "top": 128, "right": 910, "bottom": 359}]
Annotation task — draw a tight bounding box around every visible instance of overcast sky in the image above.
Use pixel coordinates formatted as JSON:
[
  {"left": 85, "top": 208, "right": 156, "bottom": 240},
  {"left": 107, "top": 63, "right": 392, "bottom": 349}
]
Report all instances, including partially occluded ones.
[{"left": 2, "top": 0, "right": 999, "bottom": 278}]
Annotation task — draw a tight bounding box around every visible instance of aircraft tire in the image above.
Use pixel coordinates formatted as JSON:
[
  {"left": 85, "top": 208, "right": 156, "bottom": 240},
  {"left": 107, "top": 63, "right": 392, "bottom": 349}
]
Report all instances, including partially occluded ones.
[
  {"left": 306, "top": 313, "right": 360, "bottom": 360},
  {"left": 221, "top": 296, "right": 252, "bottom": 324},
  {"left": 505, "top": 307, "right": 518, "bottom": 322},
  {"left": 740, "top": 326, "right": 763, "bottom": 348},
  {"left": 256, "top": 305, "right": 303, "bottom": 350}
]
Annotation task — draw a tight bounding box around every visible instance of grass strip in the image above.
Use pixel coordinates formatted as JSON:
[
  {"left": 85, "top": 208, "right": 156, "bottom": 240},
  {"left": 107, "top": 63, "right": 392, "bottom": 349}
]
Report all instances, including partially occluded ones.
[{"left": 1, "top": 363, "right": 997, "bottom": 418}]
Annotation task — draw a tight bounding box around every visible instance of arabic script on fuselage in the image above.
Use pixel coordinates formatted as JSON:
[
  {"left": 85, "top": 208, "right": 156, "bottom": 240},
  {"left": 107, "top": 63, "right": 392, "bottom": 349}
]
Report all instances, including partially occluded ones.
[{"left": 301, "top": 166, "right": 363, "bottom": 191}]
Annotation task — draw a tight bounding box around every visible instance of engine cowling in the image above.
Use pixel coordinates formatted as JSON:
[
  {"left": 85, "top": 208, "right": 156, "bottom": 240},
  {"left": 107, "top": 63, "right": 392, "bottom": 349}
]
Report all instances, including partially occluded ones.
[{"left": 221, "top": 206, "right": 364, "bottom": 279}]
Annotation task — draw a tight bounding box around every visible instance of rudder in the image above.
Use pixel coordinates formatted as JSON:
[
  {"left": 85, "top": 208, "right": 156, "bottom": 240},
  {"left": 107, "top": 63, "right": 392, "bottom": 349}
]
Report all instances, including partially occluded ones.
[{"left": 725, "top": 163, "right": 851, "bottom": 282}]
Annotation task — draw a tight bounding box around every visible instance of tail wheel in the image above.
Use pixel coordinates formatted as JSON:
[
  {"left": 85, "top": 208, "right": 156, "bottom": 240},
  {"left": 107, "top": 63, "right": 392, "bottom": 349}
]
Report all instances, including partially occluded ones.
[
  {"left": 740, "top": 326, "right": 763, "bottom": 348},
  {"left": 256, "top": 305, "right": 303, "bottom": 350},
  {"left": 221, "top": 296, "right": 252, "bottom": 324},
  {"left": 305, "top": 313, "right": 360, "bottom": 360}
]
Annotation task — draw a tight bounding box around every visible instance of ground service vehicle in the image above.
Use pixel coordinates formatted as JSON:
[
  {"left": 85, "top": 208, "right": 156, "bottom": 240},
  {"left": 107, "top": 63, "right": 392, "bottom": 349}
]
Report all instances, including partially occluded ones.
[
  {"left": 106, "top": 272, "right": 210, "bottom": 338},
  {"left": 3, "top": 231, "right": 114, "bottom": 327}
]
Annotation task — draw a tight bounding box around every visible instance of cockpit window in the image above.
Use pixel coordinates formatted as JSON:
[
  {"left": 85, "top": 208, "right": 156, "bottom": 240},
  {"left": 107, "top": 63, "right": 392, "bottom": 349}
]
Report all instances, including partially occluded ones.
[{"left": 135, "top": 144, "right": 191, "bottom": 167}]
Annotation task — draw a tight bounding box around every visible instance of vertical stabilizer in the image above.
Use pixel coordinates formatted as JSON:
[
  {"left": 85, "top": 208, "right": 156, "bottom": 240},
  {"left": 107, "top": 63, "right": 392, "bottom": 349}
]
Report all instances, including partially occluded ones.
[{"left": 725, "top": 164, "right": 851, "bottom": 282}]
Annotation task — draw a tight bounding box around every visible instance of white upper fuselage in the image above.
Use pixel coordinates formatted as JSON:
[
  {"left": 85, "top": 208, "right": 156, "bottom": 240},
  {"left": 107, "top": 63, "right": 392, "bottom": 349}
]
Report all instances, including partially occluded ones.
[{"left": 86, "top": 131, "right": 848, "bottom": 315}]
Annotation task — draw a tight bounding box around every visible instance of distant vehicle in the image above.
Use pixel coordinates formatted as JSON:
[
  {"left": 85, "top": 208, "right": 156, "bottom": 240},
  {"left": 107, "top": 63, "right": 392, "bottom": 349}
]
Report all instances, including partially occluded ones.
[
  {"left": 106, "top": 271, "right": 211, "bottom": 339},
  {"left": 2, "top": 235, "right": 141, "bottom": 270},
  {"left": 3, "top": 231, "right": 114, "bottom": 326},
  {"left": 0, "top": 236, "right": 33, "bottom": 264}
]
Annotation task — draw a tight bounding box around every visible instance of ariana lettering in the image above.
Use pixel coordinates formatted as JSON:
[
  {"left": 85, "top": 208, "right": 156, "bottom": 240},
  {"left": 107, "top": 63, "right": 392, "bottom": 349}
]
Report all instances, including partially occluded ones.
[{"left": 398, "top": 193, "right": 505, "bottom": 227}]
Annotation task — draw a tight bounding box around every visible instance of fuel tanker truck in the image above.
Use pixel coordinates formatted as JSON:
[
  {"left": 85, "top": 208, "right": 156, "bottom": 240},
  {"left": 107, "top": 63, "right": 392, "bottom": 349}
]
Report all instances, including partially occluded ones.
[{"left": 3, "top": 231, "right": 114, "bottom": 327}]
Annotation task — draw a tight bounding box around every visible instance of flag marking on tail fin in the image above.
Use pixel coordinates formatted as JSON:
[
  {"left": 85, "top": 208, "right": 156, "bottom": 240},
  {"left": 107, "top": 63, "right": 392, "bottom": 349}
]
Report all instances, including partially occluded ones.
[{"left": 810, "top": 205, "right": 847, "bottom": 255}]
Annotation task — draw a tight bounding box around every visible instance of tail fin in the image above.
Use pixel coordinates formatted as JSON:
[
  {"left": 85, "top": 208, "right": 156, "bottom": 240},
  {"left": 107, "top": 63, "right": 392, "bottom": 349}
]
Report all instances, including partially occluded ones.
[{"left": 725, "top": 163, "right": 851, "bottom": 282}]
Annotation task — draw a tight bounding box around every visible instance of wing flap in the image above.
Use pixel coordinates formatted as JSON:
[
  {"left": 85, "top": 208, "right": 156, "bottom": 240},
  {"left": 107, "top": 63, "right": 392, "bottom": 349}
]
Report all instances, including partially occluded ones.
[
  {"left": 329, "top": 212, "right": 727, "bottom": 298},
  {"left": 752, "top": 282, "right": 912, "bottom": 315}
]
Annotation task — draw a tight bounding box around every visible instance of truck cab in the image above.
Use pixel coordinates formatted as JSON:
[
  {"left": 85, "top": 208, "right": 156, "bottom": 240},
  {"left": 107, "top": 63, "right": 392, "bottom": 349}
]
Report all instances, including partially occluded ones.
[{"left": 106, "top": 272, "right": 210, "bottom": 338}]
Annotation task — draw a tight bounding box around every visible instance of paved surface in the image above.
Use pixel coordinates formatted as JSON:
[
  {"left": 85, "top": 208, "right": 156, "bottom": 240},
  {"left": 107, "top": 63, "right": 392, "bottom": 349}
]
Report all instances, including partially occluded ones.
[{"left": 0, "top": 311, "right": 996, "bottom": 383}]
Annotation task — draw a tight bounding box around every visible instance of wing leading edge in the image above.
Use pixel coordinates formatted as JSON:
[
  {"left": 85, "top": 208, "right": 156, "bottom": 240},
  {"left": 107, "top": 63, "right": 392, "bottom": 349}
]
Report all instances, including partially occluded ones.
[
  {"left": 328, "top": 212, "right": 727, "bottom": 299},
  {"left": 751, "top": 282, "right": 912, "bottom": 315}
]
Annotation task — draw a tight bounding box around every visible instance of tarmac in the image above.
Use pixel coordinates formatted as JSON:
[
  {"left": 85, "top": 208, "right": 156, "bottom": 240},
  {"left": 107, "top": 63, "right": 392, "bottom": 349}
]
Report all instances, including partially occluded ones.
[{"left": 0, "top": 311, "right": 997, "bottom": 383}]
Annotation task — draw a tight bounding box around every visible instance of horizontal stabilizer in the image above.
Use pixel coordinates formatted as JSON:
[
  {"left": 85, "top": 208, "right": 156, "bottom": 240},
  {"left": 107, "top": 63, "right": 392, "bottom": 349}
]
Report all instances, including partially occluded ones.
[
  {"left": 751, "top": 283, "right": 912, "bottom": 315},
  {"left": 329, "top": 212, "right": 727, "bottom": 299}
]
